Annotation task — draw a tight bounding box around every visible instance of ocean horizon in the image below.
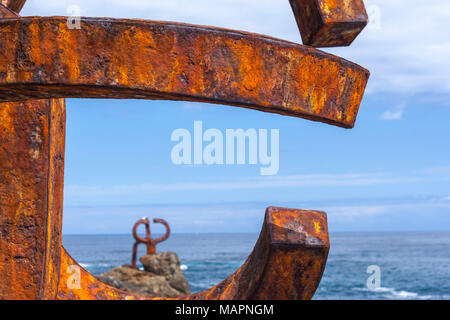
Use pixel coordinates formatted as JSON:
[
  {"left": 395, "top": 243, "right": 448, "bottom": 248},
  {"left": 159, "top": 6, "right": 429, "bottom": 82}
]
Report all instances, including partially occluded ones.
[{"left": 63, "top": 231, "right": 450, "bottom": 300}]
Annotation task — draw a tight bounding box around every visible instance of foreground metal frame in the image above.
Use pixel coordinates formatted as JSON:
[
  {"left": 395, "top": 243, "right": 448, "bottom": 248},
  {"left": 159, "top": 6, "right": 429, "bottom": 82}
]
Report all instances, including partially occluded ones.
[
  {"left": 0, "top": 17, "right": 368, "bottom": 128},
  {"left": 57, "top": 207, "right": 329, "bottom": 300},
  {"left": 0, "top": 0, "right": 369, "bottom": 300}
]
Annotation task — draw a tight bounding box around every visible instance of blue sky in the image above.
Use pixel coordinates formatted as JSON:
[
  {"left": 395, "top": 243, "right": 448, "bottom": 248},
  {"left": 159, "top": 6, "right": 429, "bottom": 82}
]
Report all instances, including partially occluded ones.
[{"left": 21, "top": 1, "right": 450, "bottom": 233}]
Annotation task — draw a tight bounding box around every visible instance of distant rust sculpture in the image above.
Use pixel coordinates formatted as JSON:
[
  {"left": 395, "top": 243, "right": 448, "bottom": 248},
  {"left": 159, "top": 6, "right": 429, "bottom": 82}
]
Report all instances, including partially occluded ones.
[
  {"left": 0, "top": 0, "right": 369, "bottom": 300},
  {"left": 131, "top": 218, "right": 171, "bottom": 268}
]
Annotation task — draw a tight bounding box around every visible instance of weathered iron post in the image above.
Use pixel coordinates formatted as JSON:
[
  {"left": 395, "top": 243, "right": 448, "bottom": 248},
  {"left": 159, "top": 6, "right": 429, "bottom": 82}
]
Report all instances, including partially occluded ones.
[
  {"left": 0, "top": 2, "right": 65, "bottom": 300},
  {"left": 0, "top": 0, "right": 370, "bottom": 300}
]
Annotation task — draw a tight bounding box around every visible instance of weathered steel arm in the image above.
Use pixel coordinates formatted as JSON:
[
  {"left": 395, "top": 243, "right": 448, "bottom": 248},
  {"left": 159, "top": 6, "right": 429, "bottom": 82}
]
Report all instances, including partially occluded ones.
[
  {"left": 0, "top": 17, "right": 369, "bottom": 128},
  {"left": 289, "top": 0, "right": 368, "bottom": 47},
  {"left": 0, "top": 98, "right": 66, "bottom": 300},
  {"left": 2, "top": 0, "right": 369, "bottom": 47},
  {"left": 0, "top": 3, "right": 17, "bottom": 17},
  {"left": 152, "top": 218, "right": 171, "bottom": 244},
  {"left": 57, "top": 207, "right": 329, "bottom": 300},
  {"left": 0, "top": 0, "right": 25, "bottom": 13},
  {"left": 0, "top": 0, "right": 365, "bottom": 300},
  {"left": 0, "top": 3, "right": 66, "bottom": 300}
]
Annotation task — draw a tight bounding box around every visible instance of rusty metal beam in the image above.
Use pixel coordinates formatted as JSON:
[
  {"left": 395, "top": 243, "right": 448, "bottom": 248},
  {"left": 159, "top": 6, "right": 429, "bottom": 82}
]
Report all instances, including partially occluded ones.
[
  {"left": 57, "top": 207, "right": 329, "bottom": 300},
  {"left": 0, "top": 17, "right": 369, "bottom": 128},
  {"left": 0, "top": 4, "right": 66, "bottom": 300},
  {"left": 2, "top": 0, "right": 369, "bottom": 47},
  {"left": 290, "top": 0, "right": 368, "bottom": 47},
  {"left": 0, "top": 3, "right": 17, "bottom": 17},
  {"left": 0, "top": 0, "right": 26, "bottom": 13},
  {"left": 0, "top": 1, "right": 368, "bottom": 301},
  {"left": 0, "top": 98, "right": 66, "bottom": 300}
]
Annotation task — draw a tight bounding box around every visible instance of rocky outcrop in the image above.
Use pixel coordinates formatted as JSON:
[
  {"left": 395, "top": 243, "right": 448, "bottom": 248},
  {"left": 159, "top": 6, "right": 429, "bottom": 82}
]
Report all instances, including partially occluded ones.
[{"left": 98, "top": 251, "right": 190, "bottom": 298}]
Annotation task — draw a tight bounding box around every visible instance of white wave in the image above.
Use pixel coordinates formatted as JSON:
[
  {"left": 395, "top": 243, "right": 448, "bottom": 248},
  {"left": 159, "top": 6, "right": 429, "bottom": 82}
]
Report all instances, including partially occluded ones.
[
  {"left": 180, "top": 264, "right": 188, "bottom": 271},
  {"left": 80, "top": 263, "right": 111, "bottom": 269},
  {"left": 355, "top": 287, "right": 432, "bottom": 300},
  {"left": 391, "top": 290, "right": 418, "bottom": 299}
]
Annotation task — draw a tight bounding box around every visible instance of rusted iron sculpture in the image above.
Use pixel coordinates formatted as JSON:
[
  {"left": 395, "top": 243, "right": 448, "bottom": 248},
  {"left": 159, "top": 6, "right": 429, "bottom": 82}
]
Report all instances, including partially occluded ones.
[
  {"left": 131, "top": 217, "right": 171, "bottom": 268},
  {"left": 0, "top": 0, "right": 370, "bottom": 300},
  {"left": 289, "top": 0, "right": 368, "bottom": 47},
  {"left": 0, "top": 1, "right": 25, "bottom": 13},
  {"left": 58, "top": 207, "right": 329, "bottom": 300}
]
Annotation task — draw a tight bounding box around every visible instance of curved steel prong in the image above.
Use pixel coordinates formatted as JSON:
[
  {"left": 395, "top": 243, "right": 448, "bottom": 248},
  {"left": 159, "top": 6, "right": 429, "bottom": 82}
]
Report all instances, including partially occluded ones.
[
  {"left": 132, "top": 218, "right": 151, "bottom": 244},
  {"left": 290, "top": 0, "right": 369, "bottom": 47},
  {"left": 0, "top": 1, "right": 368, "bottom": 300},
  {"left": 0, "top": 17, "right": 369, "bottom": 128},
  {"left": 0, "top": 0, "right": 26, "bottom": 13},
  {"left": 57, "top": 207, "right": 329, "bottom": 300},
  {"left": 152, "top": 218, "right": 171, "bottom": 245}
]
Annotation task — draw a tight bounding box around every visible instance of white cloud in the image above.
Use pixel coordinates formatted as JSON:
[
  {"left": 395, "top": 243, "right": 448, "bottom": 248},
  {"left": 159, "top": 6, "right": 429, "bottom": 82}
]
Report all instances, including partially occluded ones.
[
  {"left": 324, "top": 199, "right": 450, "bottom": 219},
  {"left": 19, "top": 0, "right": 450, "bottom": 96},
  {"left": 63, "top": 202, "right": 265, "bottom": 233},
  {"left": 326, "top": 205, "right": 389, "bottom": 217},
  {"left": 64, "top": 169, "right": 449, "bottom": 198},
  {"left": 62, "top": 197, "right": 450, "bottom": 233},
  {"left": 421, "top": 166, "right": 450, "bottom": 175},
  {"left": 380, "top": 103, "right": 406, "bottom": 120},
  {"left": 182, "top": 102, "right": 204, "bottom": 111}
]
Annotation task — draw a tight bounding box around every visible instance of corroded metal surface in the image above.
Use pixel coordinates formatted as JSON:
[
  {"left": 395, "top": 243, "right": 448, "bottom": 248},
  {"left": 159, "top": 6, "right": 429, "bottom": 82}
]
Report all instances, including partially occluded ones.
[
  {"left": 0, "top": 0, "right": 369, "bottom": 301},
  {"left": 131, "top": 217, "right": 171, "bottom": 268},
  {"left": 57, "top": 207, "right": 329, "bottom": 300},
  {"left": 189, "top": 207, "right": 329, "bottom": 300},
  {"left": 0, "top": 98, "right": 66, "bottom": 300},
  {"left": 58, "top": 248, "right": 143, "bottom": 300},
  {"left": 0, "top": 4, "right": 66, "bottom": 300},
  {"left": 0, "top": 0, "right": 26, "bottom": 13},
  {"left": 290, "top": 0, "right": 368, "bottom": 47},
  {"left": 0, "top": 3, "right": 17, "bottom": 17},
  {"left": 0, "top": 17, "right": 369, "bottom": 128}
]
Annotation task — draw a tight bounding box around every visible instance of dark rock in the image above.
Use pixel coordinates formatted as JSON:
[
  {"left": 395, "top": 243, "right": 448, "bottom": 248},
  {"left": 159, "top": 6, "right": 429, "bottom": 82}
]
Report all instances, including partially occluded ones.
[{"left": 97, "top": 251, "right": 190, "bottom": 298}]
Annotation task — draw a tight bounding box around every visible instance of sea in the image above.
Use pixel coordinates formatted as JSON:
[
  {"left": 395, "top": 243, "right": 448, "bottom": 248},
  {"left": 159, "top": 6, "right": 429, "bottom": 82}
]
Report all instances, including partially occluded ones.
[{"left": 63, "top": 232, "right": 450, "bottom": 300}]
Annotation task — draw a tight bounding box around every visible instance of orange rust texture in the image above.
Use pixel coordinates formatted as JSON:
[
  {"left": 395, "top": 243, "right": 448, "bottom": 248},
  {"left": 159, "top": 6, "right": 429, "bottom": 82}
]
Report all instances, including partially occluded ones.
[
  {"left": 58, "top": 247, "right": 146, "bottom": 300},
  {"left": 0, "top": 98, "right": 66, "bottom": 299},
  {"left": 0, "top": 0, "right": 25, "bottom": 13},
  {"left": 0, "top": 17, "right": 369, "bottom": 128},
  {"left": 290, "top": 0, "right": 368, "bottom": 47},
  {"left": 0, "top": 3, "right": 17, "bottom": 17},
  {"left": 57, "top": 207, "right": 329, "bottom": 300},
  {"left": 251, "top": 208, "right": 329, "bottom": 300}
]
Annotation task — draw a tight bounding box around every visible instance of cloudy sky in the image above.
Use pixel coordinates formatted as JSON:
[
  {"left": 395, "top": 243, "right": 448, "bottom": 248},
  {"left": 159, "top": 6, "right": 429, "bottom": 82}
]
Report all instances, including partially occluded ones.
[{"left": 20, "top": 1, "right": 450, "bottom": 233}]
